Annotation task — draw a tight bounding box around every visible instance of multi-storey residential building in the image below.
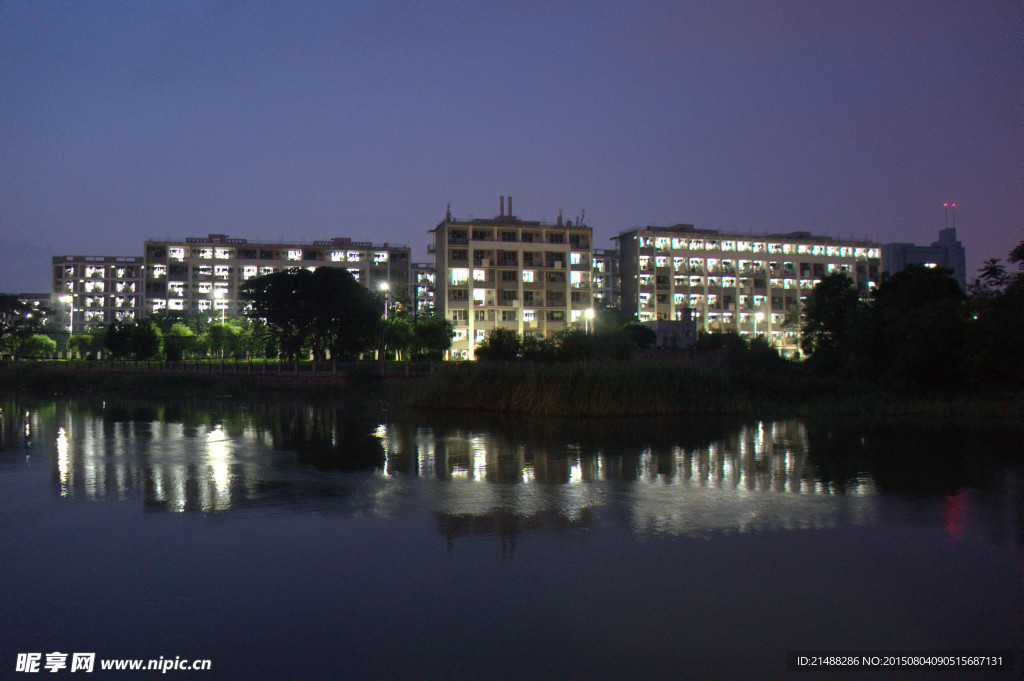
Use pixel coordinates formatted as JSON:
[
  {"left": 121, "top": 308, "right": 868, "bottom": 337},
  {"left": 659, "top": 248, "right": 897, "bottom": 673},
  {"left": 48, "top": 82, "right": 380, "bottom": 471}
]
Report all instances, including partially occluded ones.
[
  {"left": 51, "top": 255, "right": 146, "bottom": 331},
  {"left": 592, "top": 248, "right": 621, "bottom": 309},
  {"left": 143, "top": 234, "right": 410, "bottom": 320},
  {"left": 883, "top": 228, "right": 967, "bottom": 291},
  {"left": 431, "top": 197, "right": 594, "bottom": 359},
  {"left": 615, "top": 225, "right": 881, "bottom": 356},
  {"left": 411, "top": 262, "right": 436, "bottom": 317}
]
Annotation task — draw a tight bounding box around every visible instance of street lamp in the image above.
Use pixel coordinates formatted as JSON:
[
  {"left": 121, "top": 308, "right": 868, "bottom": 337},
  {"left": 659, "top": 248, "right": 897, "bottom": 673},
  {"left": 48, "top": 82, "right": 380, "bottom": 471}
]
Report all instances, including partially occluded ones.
[
  {"left": 378, "top": 281, "right": 390, "bottom": 319},
  {"left": 584, "top": 307, "right": 595, "bottom": 333},
  {"left": 59, "top": 294, "right": 74, "bottom": 334}
]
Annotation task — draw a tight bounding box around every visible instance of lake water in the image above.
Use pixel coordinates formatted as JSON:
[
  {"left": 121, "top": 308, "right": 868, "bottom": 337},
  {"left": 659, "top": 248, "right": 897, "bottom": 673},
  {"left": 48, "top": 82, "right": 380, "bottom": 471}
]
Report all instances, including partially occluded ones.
[{"left": 1, "top": 393, "right": 1020, "bottom": 680}]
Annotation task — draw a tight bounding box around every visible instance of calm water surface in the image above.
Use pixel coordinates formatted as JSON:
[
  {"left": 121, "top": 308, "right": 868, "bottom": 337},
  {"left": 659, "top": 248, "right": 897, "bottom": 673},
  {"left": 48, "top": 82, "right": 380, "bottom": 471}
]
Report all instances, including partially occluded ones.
[{"left": 0, "top": 394, "right": 1020, "bottom": 680}]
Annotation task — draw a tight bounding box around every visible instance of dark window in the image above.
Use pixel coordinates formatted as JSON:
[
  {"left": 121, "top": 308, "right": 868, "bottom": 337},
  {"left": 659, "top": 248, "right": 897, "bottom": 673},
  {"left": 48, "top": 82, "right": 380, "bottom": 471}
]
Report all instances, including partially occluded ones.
[{"left": 500, "top": 270, "right": 517, "bottom": 282}]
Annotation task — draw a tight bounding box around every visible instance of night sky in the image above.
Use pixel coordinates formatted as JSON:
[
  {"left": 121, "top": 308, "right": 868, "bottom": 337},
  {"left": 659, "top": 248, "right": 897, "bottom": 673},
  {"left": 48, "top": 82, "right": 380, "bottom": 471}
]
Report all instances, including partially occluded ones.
[{"left": 2, "top": 1, "right": 1019, "bottom": 294}]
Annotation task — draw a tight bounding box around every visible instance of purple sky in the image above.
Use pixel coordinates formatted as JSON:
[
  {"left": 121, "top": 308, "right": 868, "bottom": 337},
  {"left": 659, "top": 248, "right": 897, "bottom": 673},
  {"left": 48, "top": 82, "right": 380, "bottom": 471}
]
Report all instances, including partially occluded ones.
[{"left": 2, "top": 1, "right": 1020, "bottom": 293}]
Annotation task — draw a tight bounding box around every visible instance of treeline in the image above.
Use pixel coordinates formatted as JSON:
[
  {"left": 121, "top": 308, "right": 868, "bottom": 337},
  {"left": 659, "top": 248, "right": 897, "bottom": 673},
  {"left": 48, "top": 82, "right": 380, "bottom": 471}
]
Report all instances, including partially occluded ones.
[
  {"left": 15, "top": 267, "right": 454, "bottom": 362},
  {"left": 801, "top": 239, "right": 1024, "bottom": 391}
]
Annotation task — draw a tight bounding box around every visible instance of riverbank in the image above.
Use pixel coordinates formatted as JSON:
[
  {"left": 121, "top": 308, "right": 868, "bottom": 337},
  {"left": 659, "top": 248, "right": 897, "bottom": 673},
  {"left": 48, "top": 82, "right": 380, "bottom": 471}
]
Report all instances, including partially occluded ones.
[
  {"left": 403, "top": 361, "right": 1024, "bottom": 419},
  {"left": 3, "top": 360, "right": 1021, "bottom": 418}
]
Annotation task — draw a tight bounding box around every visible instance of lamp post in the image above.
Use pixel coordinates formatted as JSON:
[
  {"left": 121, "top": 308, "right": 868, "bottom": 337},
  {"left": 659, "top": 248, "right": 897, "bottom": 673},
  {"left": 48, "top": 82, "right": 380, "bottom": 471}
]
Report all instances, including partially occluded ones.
[
  {"left": 59, "top": 294, "right": 74, "bottom": 334},
  {"left": 584, "top": 307, "right": 595, "bottom": 334},
  {"left": 378, "top": 281, "right": 390, "bottom": 318}
]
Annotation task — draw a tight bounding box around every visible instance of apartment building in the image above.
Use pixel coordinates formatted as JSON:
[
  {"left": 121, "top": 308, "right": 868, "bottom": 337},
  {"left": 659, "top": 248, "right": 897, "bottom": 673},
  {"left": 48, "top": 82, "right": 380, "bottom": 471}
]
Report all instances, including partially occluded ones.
[
  {"left": 882, "top": 228, "right": 967, "bottom": 291},
  {"left": 51, "top": 255, "right": 146, "bottom": 332},
  {"left": 411, "top": 262, "right": 436, "bottom": 317},
  {"left": 143, "top": 234, "right": 410, "bottom": 319},
  {"left": 592, "top": 248, "right": 621, "bottom": 309},
  {"left": 615, "top": 225, "right": 881, "bottom": 356},
  {"left": 431, "top": 197, "right": 594, "bottom": 359}
]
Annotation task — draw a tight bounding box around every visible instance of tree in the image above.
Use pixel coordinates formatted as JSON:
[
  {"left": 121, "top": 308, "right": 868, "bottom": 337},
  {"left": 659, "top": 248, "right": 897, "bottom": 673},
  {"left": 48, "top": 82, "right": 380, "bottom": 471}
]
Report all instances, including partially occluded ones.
[
  {"left": 68, "top": 331, "right": 104, "bottom": 359},
  {"left": 207, "top": 323, "right": 241, "bottom": 358},
  {"left": 409, "top": 315, "right": 453, "bottom": 361},
  {"left": 382, "top": 317, "right": 414, "bottom": 360},
  {"left": 19, "top": 334, "right": 57, "bottom": 358},
  {"left": 0, "top": 294, "right": 44, "bottom": 355},
  {"left": 131, "top": 319, "right": 163, "bottom": 359},
  {"left": 240, "top": 267, "right": 380, "bottom": 361},
  {"left": 966, "top": 240, "right": 1024, "bottom": 387},
  {"left": 799, "top": 272, "right": 861, "bottom": 369},
  {"left": 164, "top": 323, "right": 196, "bottom": 361},
  {"left": 475, "top": 328, "right": 522, "bottom": 361},
  {"left": 860, "top": 265, "right": 966, "bottom": 389}
]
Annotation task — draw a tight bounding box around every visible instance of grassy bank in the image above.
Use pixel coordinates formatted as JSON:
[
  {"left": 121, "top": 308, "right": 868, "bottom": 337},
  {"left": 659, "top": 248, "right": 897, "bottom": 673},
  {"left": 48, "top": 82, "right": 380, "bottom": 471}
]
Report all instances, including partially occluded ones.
[{"left": 405, "top": 361, "right": 1024, "bottom": 418}]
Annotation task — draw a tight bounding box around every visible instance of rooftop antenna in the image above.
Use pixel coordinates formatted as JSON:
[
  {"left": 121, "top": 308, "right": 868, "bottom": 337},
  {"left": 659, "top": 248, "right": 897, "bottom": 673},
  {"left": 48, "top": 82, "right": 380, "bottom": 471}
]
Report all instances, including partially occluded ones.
[{"left": 943, "top": 202, "right": 957, "bottom": 229}]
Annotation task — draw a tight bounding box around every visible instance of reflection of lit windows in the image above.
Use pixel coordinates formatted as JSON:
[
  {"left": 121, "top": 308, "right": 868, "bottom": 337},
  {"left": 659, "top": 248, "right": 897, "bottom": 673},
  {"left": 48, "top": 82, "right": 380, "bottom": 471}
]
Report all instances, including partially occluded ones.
[{"left": 287, "top": 250, "right": 301, "bottom": 261}]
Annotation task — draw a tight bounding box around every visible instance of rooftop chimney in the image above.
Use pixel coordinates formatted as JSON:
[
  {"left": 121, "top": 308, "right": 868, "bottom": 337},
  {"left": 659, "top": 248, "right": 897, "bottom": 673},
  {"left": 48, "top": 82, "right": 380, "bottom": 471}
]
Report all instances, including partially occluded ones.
[
  {"left": 507, "top": 196, "right": 512, "bottom": 217},
  {"left": 499, "top": 196, "right": 505, "bottom": 217}
]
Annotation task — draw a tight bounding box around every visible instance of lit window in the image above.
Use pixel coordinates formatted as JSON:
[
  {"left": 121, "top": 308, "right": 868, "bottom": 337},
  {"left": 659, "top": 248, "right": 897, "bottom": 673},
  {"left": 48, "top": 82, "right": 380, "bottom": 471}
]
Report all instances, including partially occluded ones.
[
  {"left": 523, "top": 310, "right": 535, "bottom": 321},
  {"left": 169, "top": 248, "right": 185, "bottom": 261},
  {"left": 347, "top": 251, "right": 361, "bottom": 262},
  {"left": 215, "top": 248, "right": 230, "bottom": 259},
  {"left": 259, "top": 267, "right": 274, "bottom": 276},
  {"left": 450, "top": 268, "right": 469, "bottom": 285},
  {"left": 152, "top": 299, "right": 167, "bottom": 311},
  {"left": 168, "top": 299, "right": 184, "bottom": 311},
  {"left": 152, "top": 265, "right": 167, "bottom": 278},
  {"left": 570, "top": 252, "right": 582, "bottom": 265},
  {"left": 243, "top": 266, "right": 257, "bottom": 279},
  {"left": 475, "top": 329, "right": 487, "bottom": 342},
  {"left": 196, "top": 282, "right": 212, "bottom": 293},
  {"left": 374, "top": 252, "right": 388, "bottom": 264},
  {"left": 473, "top": 269, "right": 486, "bottom": 282},
  {"left": 287, "top": 250, "right": 301, "bottom": 261},
  {"left": 522, "top": 270, "right": 535, "bottom": 283},
  {"left": 330, "top": 251, "right": 344, "bottom": 262},
  {"left": 215, "top": 265, "right": 230, "bottom": 278},
  {"left": 197, "top": 248, "right": 213, "bottom": 259}
]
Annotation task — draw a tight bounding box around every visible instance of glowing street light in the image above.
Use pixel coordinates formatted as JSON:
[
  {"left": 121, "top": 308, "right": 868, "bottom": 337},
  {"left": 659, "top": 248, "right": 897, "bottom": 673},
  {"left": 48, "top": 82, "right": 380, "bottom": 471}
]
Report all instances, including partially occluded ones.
[
  {"left": 378, "top": 281, "right": 390, "bottom": 319},
  {"left": 58, "top": 294, "right": 74, "bottom": 333},
  {"left": 584, "top": 307, "right": 595, "bottom": 333}
]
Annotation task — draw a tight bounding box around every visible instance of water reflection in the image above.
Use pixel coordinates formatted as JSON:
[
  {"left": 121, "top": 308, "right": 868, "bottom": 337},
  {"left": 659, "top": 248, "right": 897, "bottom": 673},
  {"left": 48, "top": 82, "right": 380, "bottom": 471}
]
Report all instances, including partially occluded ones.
[{"left": 1, "top": 394, "right": 1020, "bottom": 546}]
